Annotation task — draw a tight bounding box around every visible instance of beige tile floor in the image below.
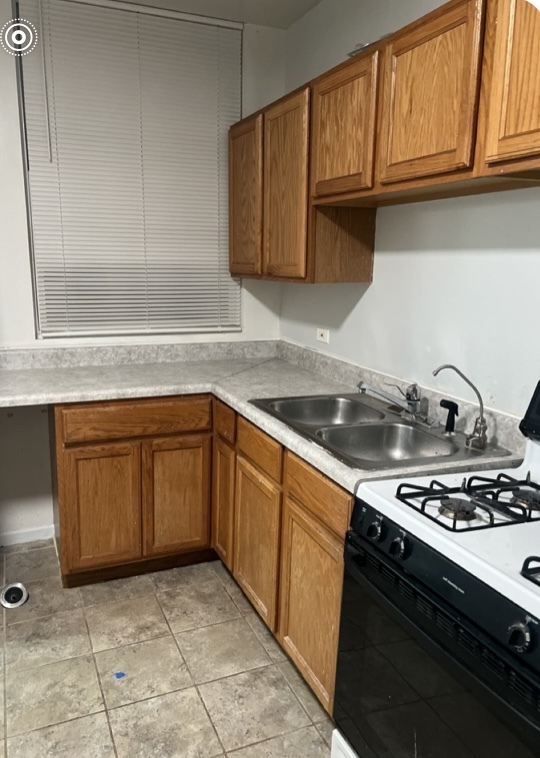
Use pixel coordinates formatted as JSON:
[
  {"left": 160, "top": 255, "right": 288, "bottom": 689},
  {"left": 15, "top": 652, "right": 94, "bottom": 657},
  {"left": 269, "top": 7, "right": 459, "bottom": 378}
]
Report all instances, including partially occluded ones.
[{"left": 0, "top": 540, "right": 333, "bottom": 757}]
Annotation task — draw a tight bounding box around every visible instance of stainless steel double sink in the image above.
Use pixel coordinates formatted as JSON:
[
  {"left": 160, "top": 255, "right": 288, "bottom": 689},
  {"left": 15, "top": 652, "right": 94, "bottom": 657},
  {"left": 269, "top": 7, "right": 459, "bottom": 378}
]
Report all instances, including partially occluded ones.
[{"left": 250, "top": 393, "right": 511, "bottom": 471}]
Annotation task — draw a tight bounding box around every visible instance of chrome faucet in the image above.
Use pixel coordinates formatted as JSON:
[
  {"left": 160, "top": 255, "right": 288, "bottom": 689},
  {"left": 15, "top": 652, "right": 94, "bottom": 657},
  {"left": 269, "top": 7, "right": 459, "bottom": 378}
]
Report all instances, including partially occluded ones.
[
  {"left": 357, "top": 380, "right": 422, "bottom": 417},
  {"left": 432, "top": 364, "right": 487, "bottom": 450}
]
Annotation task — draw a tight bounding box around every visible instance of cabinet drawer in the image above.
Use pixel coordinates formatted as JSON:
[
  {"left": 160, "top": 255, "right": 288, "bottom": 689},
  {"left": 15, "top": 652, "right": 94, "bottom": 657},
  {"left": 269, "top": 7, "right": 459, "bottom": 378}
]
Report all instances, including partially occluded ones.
[
  {"left": 237, "top": 416, "right": 282, "bottom": 482},
  {"left": 286, "top": 453, "right": 352, "bottom": 539},
  {"left": 214, "top": 398, "right": 236, "bottom": 444},
  {"left": 60, "top": 395, "right": 211, "bottom": 444}
]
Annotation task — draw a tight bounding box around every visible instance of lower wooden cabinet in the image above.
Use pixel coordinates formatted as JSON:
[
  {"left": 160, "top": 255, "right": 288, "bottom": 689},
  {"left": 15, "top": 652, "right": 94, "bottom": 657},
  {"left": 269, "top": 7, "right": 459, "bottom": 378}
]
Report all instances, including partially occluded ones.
[
  {"left": 55, "top": 396, "right": 350, "bottom": 716},
  {"left": 233, "top": 454, "right": 282, "bottom": 630},
  {"left": 53, "top": 396, "right": 212, "bottom": 578},
  {"left": 64, "top": 441, "right": 142, "bottom": 570},
  {"left": 211, "top": 435, "right": 236, "bottom": 570},
  {"left": 279, "top": 495, "right": 344, "bottom": 712},
  {"left": 143, "top": 434, "right": 211, "bottom": 557}
]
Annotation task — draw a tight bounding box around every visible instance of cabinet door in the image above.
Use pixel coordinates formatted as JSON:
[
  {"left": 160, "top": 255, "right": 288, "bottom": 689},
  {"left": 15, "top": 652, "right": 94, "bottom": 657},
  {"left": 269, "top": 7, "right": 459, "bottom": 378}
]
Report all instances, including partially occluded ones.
[
  {"left": 279, "top": 496, "right": 344, "bottom": 713},
  {"left": 212, "top": 436, "right": 236, "bottom": 570},
  {"left": 229, "top": 115, "right": 263, "bottom": 275},
  {"left": 143, "top": 435, "right": 211, "bottom": 557},
  {"left": 64, "top": 442, "right": 141, "bottom": 570},
  {"left": 379, "top": 0, "right": 484, "bottom": 183},
  {"left": 263, "top": 88, "right": 309, "bottom": 279},
  {"left": 234, "top": 455, "right": 281, "bottom": 630},
  {"left": 311, "top": 52, "right": 379, "bottom": 196},
  {"left": 485, "top": 0, "right": 540, "bottom": 164}
]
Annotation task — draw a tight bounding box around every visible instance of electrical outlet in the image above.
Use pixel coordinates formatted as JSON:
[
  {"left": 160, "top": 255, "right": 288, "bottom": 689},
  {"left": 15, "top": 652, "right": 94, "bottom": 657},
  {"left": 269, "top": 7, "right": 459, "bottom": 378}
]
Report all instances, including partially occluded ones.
[{"left": 316, "top": 328, "right": 330, "bottom": 344}]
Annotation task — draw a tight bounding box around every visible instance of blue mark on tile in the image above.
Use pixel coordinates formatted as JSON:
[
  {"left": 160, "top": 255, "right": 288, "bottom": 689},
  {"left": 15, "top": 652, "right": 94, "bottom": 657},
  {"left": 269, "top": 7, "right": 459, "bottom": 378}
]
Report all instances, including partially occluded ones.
[{"left": 114, "top": 672, "right": 126, "bottom": 680}]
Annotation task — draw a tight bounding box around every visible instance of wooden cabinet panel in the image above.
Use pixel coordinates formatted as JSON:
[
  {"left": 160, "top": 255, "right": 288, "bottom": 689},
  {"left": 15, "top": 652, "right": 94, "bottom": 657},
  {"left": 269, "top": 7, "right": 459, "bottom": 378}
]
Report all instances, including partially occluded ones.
[
  {"left": 234, "top": 455, "right": 281, "bottom": 630},
  {"left": 143, "top": 435, "right": 211, "bottom": 557},
  {"left": 485, "top": 0, "right": 540, "bottom": 163},
  {"left": 229, "top": 115, "right": 263, "bottom": 275},
  {"left": 379, "top": 0, "right": 485, "bottom": 183},
  {"left": 279, "top": 496, "right": 344, "bottom": 713},
  {"left": 237, "top": 416, "right": 282, "bottom": 482},
  {"left": 263, "top": 88, "right": 310, "bottom": 279},
  {"left": 286, "top": 453, "right": 352, "bottom": 539},
  {"left": 64, "top": 442, "right": 141, "bottom": 570},
  {"left": 212, "top": 436, "right": 236, "bottom": 570},
  {"left": 214, "top": 398, "right": 236, "bottom": 445},
  {"left": 61, "top": 396, "right": 211, "bottom": 444},
  {"left": 311, "top": 52, "right": 379, "bottom": 196}
]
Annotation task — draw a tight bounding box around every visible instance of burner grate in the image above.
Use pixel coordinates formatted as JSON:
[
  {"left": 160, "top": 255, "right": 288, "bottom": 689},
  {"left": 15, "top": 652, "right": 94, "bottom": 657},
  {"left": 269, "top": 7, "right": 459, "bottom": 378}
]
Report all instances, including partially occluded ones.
[
  {"left": 396, "top": 472, "right": 540, "bottom": 532},
  {"left": 521, "top": 556, "right": 540, "bottom": 587}
]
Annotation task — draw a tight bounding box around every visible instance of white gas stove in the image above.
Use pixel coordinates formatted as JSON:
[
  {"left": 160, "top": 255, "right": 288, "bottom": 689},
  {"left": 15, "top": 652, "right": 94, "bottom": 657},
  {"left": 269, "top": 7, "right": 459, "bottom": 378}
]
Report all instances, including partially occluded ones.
[
  {"left": 332, "top": 382, "right": 540, "bottom": 758},
  {"left": 355, "top": 439, "right": 540, "bottom": 620}
]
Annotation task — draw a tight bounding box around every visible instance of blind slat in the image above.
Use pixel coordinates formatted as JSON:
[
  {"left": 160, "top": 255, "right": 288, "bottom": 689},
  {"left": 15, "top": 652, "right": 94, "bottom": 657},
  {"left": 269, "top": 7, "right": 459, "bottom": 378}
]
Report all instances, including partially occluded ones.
[{"left": 21, "top": 0, "right": 242, "bottom": 336}]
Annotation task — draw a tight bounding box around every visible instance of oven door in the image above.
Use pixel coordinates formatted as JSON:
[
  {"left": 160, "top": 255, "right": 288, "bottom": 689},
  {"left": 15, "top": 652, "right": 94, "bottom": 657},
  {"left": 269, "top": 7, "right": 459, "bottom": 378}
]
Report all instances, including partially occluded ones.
[{"left": 334, "top": 535, "right": 540, "bottom": 758}]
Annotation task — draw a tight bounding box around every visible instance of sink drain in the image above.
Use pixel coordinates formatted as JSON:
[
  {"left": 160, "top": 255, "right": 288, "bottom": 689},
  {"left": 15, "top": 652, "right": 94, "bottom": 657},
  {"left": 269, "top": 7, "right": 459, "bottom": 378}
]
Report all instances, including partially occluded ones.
[{"left": 1, "top": 583, "right": 29, "bottom": 609}]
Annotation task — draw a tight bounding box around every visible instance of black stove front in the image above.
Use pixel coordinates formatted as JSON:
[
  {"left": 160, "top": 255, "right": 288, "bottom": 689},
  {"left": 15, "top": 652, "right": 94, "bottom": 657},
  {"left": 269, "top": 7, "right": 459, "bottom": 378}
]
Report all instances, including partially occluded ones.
[{"left": 334, "top": 504, "right": 540, "bottom": 758}]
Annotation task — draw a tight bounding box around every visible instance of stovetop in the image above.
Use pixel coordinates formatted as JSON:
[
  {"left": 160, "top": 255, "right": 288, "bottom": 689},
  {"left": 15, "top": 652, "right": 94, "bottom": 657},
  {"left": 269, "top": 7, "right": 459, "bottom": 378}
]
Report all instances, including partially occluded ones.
[
  {"left": 395, "top": 470, "right": 540, "bottom": 532},
  {"left": 355, "top": 439, "right": 540, "bottom": 620}
]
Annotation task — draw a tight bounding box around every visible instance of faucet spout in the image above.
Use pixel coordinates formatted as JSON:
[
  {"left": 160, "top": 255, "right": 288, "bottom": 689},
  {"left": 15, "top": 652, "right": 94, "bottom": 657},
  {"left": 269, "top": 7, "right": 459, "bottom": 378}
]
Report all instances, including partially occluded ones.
[
  {"left": 358, "top": 380, "right": 423, "bottom": 418},
  {"left": 432, "top": 364, "right": 487, "bottom": 449}
]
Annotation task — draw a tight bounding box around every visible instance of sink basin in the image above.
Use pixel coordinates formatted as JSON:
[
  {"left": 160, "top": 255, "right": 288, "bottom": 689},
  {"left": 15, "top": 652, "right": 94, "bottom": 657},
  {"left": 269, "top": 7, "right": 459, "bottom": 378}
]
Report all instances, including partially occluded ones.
[
  {"left": 317, "top": 423, "right": 458, "bottom": 464},
  {"left": 267, "top": 396, "right": 384, "bottom": 427},
  {"left": 250, "top": 393, "right": 511, "bottom": 472}
]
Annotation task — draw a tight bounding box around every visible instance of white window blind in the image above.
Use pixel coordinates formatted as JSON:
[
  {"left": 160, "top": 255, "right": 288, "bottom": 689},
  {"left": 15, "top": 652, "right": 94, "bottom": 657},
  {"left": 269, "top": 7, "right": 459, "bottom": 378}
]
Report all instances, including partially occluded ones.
[{"left": 19, "top": 0, "right": 242, "bottom": 336}]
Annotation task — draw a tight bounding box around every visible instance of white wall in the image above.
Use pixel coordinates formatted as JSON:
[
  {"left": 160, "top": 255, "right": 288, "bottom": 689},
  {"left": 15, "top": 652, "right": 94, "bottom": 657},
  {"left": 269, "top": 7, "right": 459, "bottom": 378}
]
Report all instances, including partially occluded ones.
[
  {"left": 0, "top": 5, "right": 285, "bottom": 349},
  {"left": 281, "top": 0, "right": 540, "bottom": 418},
  {"left": 243, "top": 24, "right": 286, "bottom": 116},
  {"left": 0, "top": 6, "right": 285, "bottom": 543}
]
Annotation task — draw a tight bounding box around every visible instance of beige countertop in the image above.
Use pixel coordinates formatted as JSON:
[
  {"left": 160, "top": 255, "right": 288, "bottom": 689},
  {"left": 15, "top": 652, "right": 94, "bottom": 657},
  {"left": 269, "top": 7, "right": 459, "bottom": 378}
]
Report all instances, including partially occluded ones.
[{"left": 0, "top": 356, "right": 523, "bottom": 495}]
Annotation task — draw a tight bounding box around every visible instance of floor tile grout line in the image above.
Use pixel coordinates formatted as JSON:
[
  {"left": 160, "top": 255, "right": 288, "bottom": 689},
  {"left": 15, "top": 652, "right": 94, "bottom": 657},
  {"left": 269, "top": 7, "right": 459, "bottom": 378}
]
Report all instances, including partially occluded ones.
[
  {"left": 6, "top": 603, "right": 87, "bottom": 630},
  {"left": 80, "top": 589, "right": 158, "bottom": 613},
  {"left": 104, "top": 680, "right": 195, "bottom": 713},
  {"left": 224, "top": 723, "right": 329, "bottom": 755},
  {"left": 193, "top": 681, "right": 227, "bottom": 758},
  {"left": 272, "top": 659, "right": 321, "bottom": 727},
  {"left": 211, "top": 561, "right": 329, "bottom": 728},
  {"left": 153, "top": 580, "right": 228, "bottom": 758},
  {"left": 81, "top": 607, "right": 119, "bottom": 758},
  {"left": 5, "top": 708, "right": 107, "bottom": 742}
]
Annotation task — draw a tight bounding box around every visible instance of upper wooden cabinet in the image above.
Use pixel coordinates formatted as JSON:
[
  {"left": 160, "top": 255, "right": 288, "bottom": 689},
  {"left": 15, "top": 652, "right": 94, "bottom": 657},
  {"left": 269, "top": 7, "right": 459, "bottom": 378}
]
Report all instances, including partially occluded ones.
[
  {"left": 379, "top": 0, "right": 485, "bottom": 184},
  {"left": 263, "top": 88, "right": 310, "bottom": 279},
  {"left": 228, "top": 90, "right": 376, "bottom": 283},
  {"left": 485, "top": 0, "right": 540, "bottom": 164},
  {"left": 311, "top": 51, "right": 380, "bottom": 196},
  {"left": 229, "top": 115, "right": 263, "bottom": 276}
]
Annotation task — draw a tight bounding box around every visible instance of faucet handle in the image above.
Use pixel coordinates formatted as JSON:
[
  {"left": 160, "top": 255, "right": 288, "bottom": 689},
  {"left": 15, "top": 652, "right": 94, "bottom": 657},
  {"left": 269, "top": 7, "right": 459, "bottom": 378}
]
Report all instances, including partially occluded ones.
[
  {"left": 384, "top": 382, "right": 407, "bottom": 399},
  {"left": 384, "top": 382, "right": 421, "bottom": 401},
  {"left": 406, "top": 383, "right": 421, "bottom": 401}
]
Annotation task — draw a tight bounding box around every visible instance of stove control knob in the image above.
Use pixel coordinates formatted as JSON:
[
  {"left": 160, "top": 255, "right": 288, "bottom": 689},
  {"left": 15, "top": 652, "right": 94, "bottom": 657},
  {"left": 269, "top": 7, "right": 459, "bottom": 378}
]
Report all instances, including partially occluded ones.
[
  {"left": 366, "top": 521, "right": 383, "bottom": 542},
  {"left": 507, "top": 622, "right": 532, "bottom": 653},
  {"left": 389, "top": 537, "right": 407, "bottom": 561}
]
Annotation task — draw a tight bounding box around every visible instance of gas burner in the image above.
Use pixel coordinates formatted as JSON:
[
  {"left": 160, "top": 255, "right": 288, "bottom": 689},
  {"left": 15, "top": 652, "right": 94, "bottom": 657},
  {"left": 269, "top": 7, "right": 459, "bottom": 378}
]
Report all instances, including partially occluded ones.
[
  {"left": 511, "top": 488, "right": 540, "bottom": 511},
  {"left": 438, "top": 496, "right": 477, "bottom": 522},
  {"left": 395, "top": 474, "right": 540, "bottom": 532}
]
